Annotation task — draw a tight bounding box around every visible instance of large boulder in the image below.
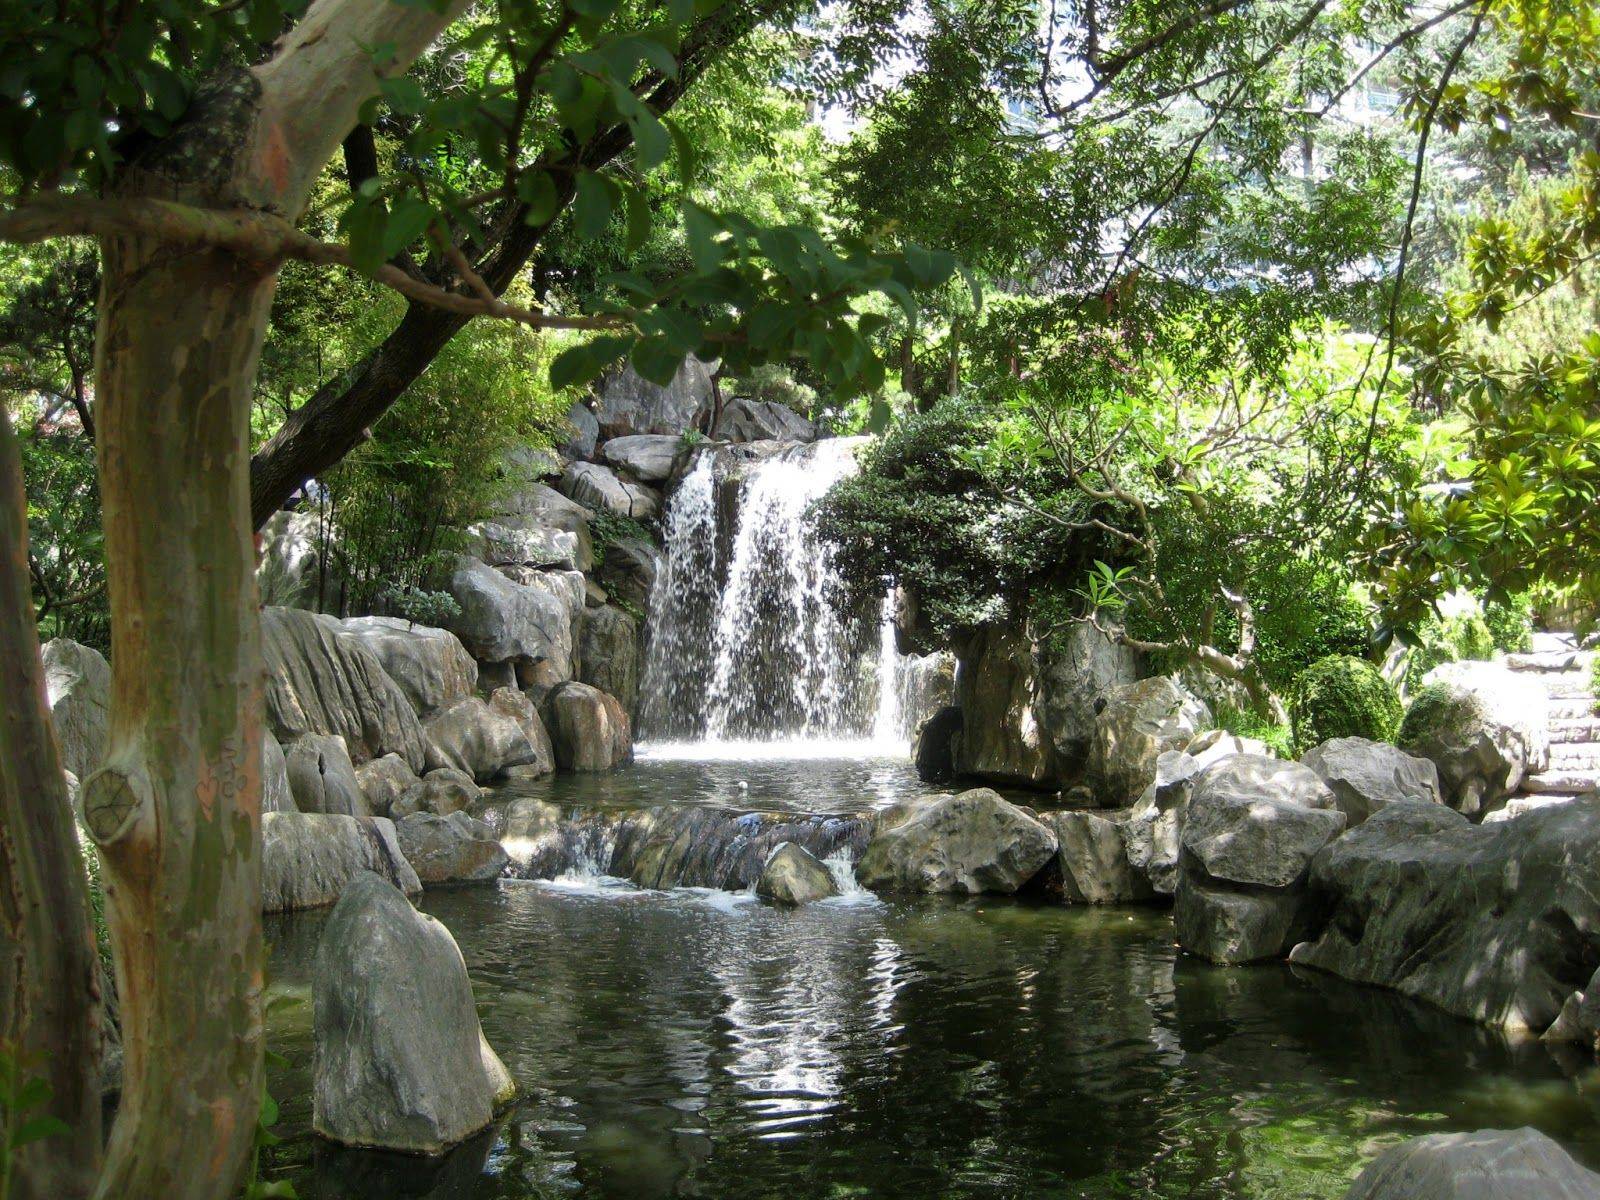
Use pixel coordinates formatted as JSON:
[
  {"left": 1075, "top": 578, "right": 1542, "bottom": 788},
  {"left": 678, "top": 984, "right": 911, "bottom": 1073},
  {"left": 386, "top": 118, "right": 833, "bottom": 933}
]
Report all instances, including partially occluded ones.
[
  {"left": 479, "top": 481, "right": 593, "bottom": 573},
  {"left": 856, "top": 789, "right": 1058, "bottom": 895},
  {"left": 487, "top": 688, "right": 555, "bottom": 778},
  {"left": 594, "top": 537, "right": 662, "bottom": 612},
  {"left": 712, "top": 396, "right": 817, "bottom": 443},
  {"left": 422, "top": 697, "right": 540, "bottom": 782},
  {"left": 914, "top": 706, "right": 963, "bottom": 783},
  {"left": 260, "top": 813, "right": 420, "bottom": 912},
  {"left": 898, "top": 651, "right": 957, "bottom": 741},
  {"left": 395, "top": 812, "right": 510, "bottom": 886},
  {"left": 1086, "top": 676, "right": 1210, "bottom": 808},
  {"left": 313, "top": 873, "right": 505, "bottom": 1152},
  {"left": 756, "top": 842, "right": 839, "bottom": 905},
  {"left": 42, "top": 638, "right": 110, "bottom": 780},
  {"left": 1301, "top": 736, "right": 1443, "bottom": 826},
  {"left": 333, "top": 618, "right": 476, "bottom": 718},
  {"left": 262, "top": 729, "right": 295, "bottom": 814},
  {"left": 1174, "top": 755, "right": 1346, "bottom": 964},
  {"left": 600, "top": 434, "right": 683, "bottom": 483},
  {"left": 545, "top": 682, "right": 632, "bottom": 771},
  {"left": 446, "top": 557, "right": 582, "bottom": 690},
  {"left": 354, "top": 753, "right": 420, "bottom": 817},
  {"left": 592, "top": 358, "right": 715, "bottom": 438},
  {"left": 283, "top": 734, "right": 369, "bottom": 817},
  {"left": 392, "top": 768, "right": 481, "bottom": 819},
  {"left": 1044, "top": 810, "right": 1153, "bottom": 905},
  {"left": 1123, "top": 750, "right": 1206, "bottom": 895},
  {"left": 578, "top": 604, "right": 639, "bottom": 719},
  {"left": 1291, "top": 798, "right": 1600, "bottom": 1031},
  {"left": 1036, "top": 624, "right": 1141, "bottom": 780},
  {"left": 257, "top": 508, "right": 338, "bottom": 610},
  {"left": 1400, "top": 661, "right": 1551, "bottom": 818},
  {"left": 559, "top": 461, "right": 660, "bottom": 520},
  {"left": 559, "top": 401, "right": 599, "bottom": 459},
  {"left": 261, "top": 606, "right": 427, "bottom": 771},
  {"left": 953, "top": 625, "right": 1057, "bottom": 788},
  {"left": 1343, "top": 1128, "right": 1600, "bottom": 1200}
]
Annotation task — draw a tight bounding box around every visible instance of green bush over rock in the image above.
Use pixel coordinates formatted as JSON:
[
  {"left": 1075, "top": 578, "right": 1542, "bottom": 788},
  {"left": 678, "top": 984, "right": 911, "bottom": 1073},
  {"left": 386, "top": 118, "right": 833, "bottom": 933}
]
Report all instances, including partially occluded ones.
[{"left": 1289, "top": 654, "right": 1403, "bottom": 753}]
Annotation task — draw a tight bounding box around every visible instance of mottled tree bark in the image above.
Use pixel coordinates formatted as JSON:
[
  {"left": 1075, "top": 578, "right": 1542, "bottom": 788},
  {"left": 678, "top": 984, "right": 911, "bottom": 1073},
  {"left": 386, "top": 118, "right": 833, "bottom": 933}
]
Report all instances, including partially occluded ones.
[{"left": 0, "top": 407, "right": 104, "bottom": 1200}]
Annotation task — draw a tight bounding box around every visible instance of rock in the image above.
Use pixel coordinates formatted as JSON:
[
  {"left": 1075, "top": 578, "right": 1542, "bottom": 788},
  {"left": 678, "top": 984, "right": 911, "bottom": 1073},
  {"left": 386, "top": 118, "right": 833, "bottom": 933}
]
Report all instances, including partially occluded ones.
[
  {"left": 446, "top": 557, "right": 581, "bottom": 689},
  {"left": 579, "top": 604, "right": 639, "bottom": 718},
  {"left": 953, "top": 625, "right": 1057, "bottom": 788},
  {"left": 1579, "top": 967, "right": 1600, "bottom": 1047},
  {"left": 260, "top": 813, "right": 420, "bottom": 912},
  {"left": 1174, "top": 755, "right": 1346, "bottom": 964},
  {"left": 1543, "top": 990, "right": 1588, "bottom": 1046},
  {"left": 1123, "top": 751, "right": 1205, "bottom": 895},
  {"left": 42, "top": 638, "right": 110, "bottom": 780},
  {"left": 1086, "top": 677, "right": 1211, "bottom": 808},
  {"left": 284, "top": 734, "right": 370, "bottom": 817},
  {"left": 261, "top": 606, "right": 428, "bottom": 771},
  {"left": 1186, "top": 729, "right": 1271, "bottom": 761},
  {"left": 258, "top": 508, "right": 339, "bottom": 610},
  {"left": 856, "top": 788, "right": 1058, "bottom": 895},
  {"left": 1037, "top": 624, "right": 1141, "bottom": 779},
  {"left": 395, "top": 812, "right": 510, "bottom": 886},
  {"left": 392, "top": 768, "right": 481, "bottom": 819},
  {"left": 1400, "top": 661, "right": 1551, "bottom": 818},
  {"left": 594, "top": 537, "right": 662, "bottom": 611},
  {"left": 898, "top": 651, "right": 957, "bottom": 739},
  {"left": 483, "top": 481, "right": 594, "bottom": 573},
  {"left": 545, "top": 682, "right": 632, "bottom": 771},
  {"left": 1301, "top": 736, "right": 1443, "bottom": 826},
  {"left": 600, "top": 434, "right": 683, "bottom": 483},
  {"left": 1342, "top": 1128, "right": 1600, "bottom": 1199},
  {"left": 487, "top": 688, "right": 555, "bottom": 778},
  {"left": 1044, "top": 810, "right": 1153, "bottom": 904},
  {"left": 593, "top": 358, "right": 715, "bottom": 437},
  {"left": 755, "top": 842, "right": 839, "bottom": 905},
  {"left": 711, "top": 396, "right": 817, "bottom": 442},
  {"left": 333, "top": 617, "right": 477, "bottom": 717},
  {"left": 354, "top": 753, "right": 420, "bottom": 817},
  {"left": 559, "top": 401, "right": 599, "bottom": 459},
  {"left": 559, "top": 461, "right": 660, "bottom": 520},
  {"left": 497, "top": 797, "right": 565, "bottom": 870},
  {"left": 1291, "top": 800, "right": 1600, "bottom": 1030},
  {"left": 914, "top": 706, "right": 963, "bottom": 783},
  {"left": 422, "top": 697, "right": 540, "bottom": 782},
  {"left": 262, "top": 729, "right": 295, "bottom": 814},
  {"left": 312, "top": 873, "right": 500, "bottom": 1152}
]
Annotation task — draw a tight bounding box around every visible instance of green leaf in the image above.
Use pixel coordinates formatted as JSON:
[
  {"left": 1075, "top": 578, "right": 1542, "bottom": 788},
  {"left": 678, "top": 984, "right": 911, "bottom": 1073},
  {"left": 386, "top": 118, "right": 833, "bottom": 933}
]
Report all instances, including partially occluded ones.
[
  {"left": 550, "top": 335, "right": 634, "bottom": 390},
  {"left": 343, "top": 199, "right": 389, "bottom": 276},
  {"left": 518, "top": 172, "right": 560, "bottom": 226},
  {"left": 631, "top": 334, "right": 682, "bottom": 386},
  {"left": 623, "top": 183, "right": 651, "bottom": 252},
  {"left": 664, "top": 117, "right": 697, "bottom": 186},
  {"left": 382, "top": 196, "right": 435, "bottom": 257},
  {"left": 11, "top": 1115, "right": 70, "bottom": 1148},
  {"left": 573, "top": 171, "right": 620, "bottom": 239}
]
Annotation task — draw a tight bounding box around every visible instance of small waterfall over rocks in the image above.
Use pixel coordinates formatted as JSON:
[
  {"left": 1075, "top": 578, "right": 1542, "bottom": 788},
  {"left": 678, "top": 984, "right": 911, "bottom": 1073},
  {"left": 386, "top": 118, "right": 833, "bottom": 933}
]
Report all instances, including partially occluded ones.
[{"left": 639, "top": 439, "right": 902, "bottom": 747}]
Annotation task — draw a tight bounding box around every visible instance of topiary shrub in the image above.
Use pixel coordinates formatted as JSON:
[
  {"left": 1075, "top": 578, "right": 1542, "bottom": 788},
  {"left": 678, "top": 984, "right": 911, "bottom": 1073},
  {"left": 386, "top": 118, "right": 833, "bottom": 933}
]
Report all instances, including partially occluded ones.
[{"left": 1290, "top": 654, "right": 1403, "bottom": 754}]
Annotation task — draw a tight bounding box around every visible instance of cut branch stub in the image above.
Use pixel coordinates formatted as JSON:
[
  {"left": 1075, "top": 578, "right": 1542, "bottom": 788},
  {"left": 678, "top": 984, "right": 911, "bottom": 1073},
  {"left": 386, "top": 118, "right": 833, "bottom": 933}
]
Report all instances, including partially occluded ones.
[{"left": 79, "top": 765, "right": 151, "bottom": 847}]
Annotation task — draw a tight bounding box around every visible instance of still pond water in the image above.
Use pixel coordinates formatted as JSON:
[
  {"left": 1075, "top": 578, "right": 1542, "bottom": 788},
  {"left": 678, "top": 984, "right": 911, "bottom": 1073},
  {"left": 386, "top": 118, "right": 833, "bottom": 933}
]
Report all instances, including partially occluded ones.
[{"left": 262, "top": 750, "right": 1600, "bottom": 1200}]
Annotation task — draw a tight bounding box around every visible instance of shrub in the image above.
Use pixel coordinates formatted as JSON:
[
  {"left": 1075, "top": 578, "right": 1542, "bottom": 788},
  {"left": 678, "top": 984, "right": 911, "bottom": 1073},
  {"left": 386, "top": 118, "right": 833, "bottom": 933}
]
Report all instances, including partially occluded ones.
[
  {"left": 1289, "top": 654, "right": 1403, "bottom": 753},
  {"left": 1482, "top": 594, "right": 1534, "bottom": 654},
  {"left": 1402, "top": 609, "right": 1497, "bottom": 690},
  {"left": 1398, "top": 682, "right": 1477, "bottom": 751},
  {"left": 1214, "top": 702, "right": 1294, "bottom": 758}
]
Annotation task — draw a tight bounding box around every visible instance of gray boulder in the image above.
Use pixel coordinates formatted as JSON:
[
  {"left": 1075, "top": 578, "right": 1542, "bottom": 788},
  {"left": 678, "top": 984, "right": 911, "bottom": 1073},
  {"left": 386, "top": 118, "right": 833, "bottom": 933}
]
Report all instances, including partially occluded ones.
[
  {"left": 593, "top": 358, "right": 715, "bottom": 437},
  {"left": 559, "top": 401, "right": 599, "bottom": 459},
  {"left": 446, "top": 557, "right": 581, "bottom": 690},
  {"left": 261, "top": 606, "right": 428, "bottom": 771},
  {"left": 756, "top": 842, "right": 839, "bottom": 905},
  {"left": 484, "top": 481, "right": 593, "bottom": 573},
  {"left": 1086, "top": 676, "right": 1210, "bottom": 808},
  {"left": 953, "top": 625, "right": 1057, "bottom": 788},
  {"left": 1401, "top": 661, "right": 1551, "bottom": 818},
  {"left": 559, "top": 461, "right": 660, "bottom": 520},
  {"left": 261, "top": 729, "right": 295, "bottom": 814},
  {"left": 712, "top": 396, "right": 817, "bottom": 443},
  {"left": 497, "top": 797, "right": 565, "bottom": 871},
  {"left": 1044, "top": 810, "right": 1153, "bottom": 905},
  {"left": 600, "top": 434, "right": 683, "bottom": 483},
  {"left": 1036, "top": 624, "right": 1141, "bottom": 779},
  {"left": 354, "top": 753, "right": 420, "bottom": 817},
  {"left": 260, "top": 813, "right": 420, "bottom": 912},
  {"left": 312, "top": 873, "right": 502, "bottom": 1152},
  {"left": 545, "top": 682, "right": 632, "bottom": 771},
  {"left": 856, "top": 788, "right": 1058, "bottom": 895},
  {"left": 1124, "top": 750, "right": 1206, "bottom": 895},
  {"left": 395, "top": 812, "right": 510, "bottom": 886},
  {"left": 579, "top": 605, "right": 639, "bottom": 719},
  {"left": 257, "top": 508, "right": 338, "bottom": 611},
  {"left": 284, "top": 734, "right": 369, "bottom": 817},
  {"left": 1301, "top": 736, "right": 1443, "bottom": 826},
  {"left": 898, "top": 651, "right": 957, "bottom": 741},
  {"left": 487, "top": 688, "right": 555, "bottom": 778},
  {"left": 1343, "top": 1128, "right": 1600, "bottom": 1199},
  {"left": 42, "top": 638, "right": 110, "bottom": 780},
  {"left": 392, "top": 768, "right": 481, "bottom": 819},
  {"left": 333, "top": 617, "right": 477, "bottom": 718},
  {"left": 423, "top": 697, "right": 540, "bottom": 782},
  {"left": 594, "top": 537, "right": 662, "bottom": 612},
  {"left": 1291, "top": 798, "right": 1600, "bottom": 1031}
]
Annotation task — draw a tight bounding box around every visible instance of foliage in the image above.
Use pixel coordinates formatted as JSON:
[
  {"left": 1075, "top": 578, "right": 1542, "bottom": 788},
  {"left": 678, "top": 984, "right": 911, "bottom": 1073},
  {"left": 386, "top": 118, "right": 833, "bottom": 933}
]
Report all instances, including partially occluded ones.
[
  {"left": 1289, "top": 654, "right": 1404, "bottom": 753},
  {"left": 1483, "top": 593, "right": 1535, "bottom": 653},
  {"left": 1213, "top": 703, "right": 1295, "bottom": 759},
  {"left": 0, "top": 1045, "right": 71, "bottom": 1200},
  {"left": 15, "top": 417, "right": 106, "bottom": 649},
  {"left": 726, "top": 362, "right": 818, "bottom": 416},
  {"left": 1397, "top": 681, "right": 1474, "bottom": 749},
  {"left": 0, "top": 242, "right": 98, "bottom": 429},
  {"left": 589, "top": 510, "right": 653, "bottom": 568}
]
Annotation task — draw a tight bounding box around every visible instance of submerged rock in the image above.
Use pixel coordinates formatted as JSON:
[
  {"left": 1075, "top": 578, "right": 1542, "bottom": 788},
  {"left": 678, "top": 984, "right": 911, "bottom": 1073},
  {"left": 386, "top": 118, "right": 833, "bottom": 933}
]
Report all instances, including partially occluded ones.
[
  {"left": 1343, "top": 1127, "right": 1600, "bottom": 1199},
  {"left": 1301, "top": 736, "right": 1442, "bottom": 826},
  {"left": 545, "top": 682, "right": 632, "bottom": 772},
  {"left": 756, "top": 842, "right": 839, "bottom": 905},
  {"left": 261, "top": 812, "right": 420, "bottom": 912},
  {"left": 395, "top": 812, "right": 509, "bottom": 886},
  {"left": 1291, "top": 799, "right": 1600, "bottom": 1030},
  {"left": 856, "top": 788, "right": 1057, "bottom": 895},
  {"left": 313, "top": 873, "right": 505, "bottom": 1153}
]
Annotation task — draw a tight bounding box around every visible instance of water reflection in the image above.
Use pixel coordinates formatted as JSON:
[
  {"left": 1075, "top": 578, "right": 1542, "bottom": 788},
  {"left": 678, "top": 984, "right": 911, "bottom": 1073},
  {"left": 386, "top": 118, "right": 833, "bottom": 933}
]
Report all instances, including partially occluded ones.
[{"left": 264, "top": 884, "right": 1600, "bottom": 1200}]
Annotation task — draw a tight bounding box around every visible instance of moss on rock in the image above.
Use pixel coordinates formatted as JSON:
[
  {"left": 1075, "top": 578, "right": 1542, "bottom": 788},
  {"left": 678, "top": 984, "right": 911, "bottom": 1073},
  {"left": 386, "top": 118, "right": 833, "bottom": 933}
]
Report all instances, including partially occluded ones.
[{"left": 1290, "top": 654, "right": 1403, "bottom": 754}]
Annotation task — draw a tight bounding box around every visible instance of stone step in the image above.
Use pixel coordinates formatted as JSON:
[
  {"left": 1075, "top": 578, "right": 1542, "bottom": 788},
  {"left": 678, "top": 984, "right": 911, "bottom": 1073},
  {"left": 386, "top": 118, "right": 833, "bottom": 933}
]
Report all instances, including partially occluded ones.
[
  {"left": 1506, "top": 649, "right": 1593, "bottom": 672},
  {"left": 1523, "top": 770, "right": 1600, "bottom": 795},
  {"left": 1486, "top": 794, "right": 1584, "bottom": 822},
  {"left": 1532, "top": 631, "right": 1583, "bottom": 654},
  {"left": 1548, "top": 697, "right": 1596, "bottom": 720},
  {"left": 1550, "top": 718, "right": 1600, "bottom": 742},
  {"left": 1532, "top": 671, "right": 1595, "bottom": 698},
  {"left": 1548, "top": 745, "right": 1600, "bottom": 768}
]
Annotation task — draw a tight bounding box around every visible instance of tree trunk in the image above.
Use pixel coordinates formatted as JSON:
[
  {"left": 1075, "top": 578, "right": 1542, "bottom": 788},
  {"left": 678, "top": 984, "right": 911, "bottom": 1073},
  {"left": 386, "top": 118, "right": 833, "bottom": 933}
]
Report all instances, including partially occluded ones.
[
  {"left": 83, "top": 230, "right": 275, "bottom": 1200},
  {"left": 0, "top": 407, "right": 104, "bottom": 1200}
]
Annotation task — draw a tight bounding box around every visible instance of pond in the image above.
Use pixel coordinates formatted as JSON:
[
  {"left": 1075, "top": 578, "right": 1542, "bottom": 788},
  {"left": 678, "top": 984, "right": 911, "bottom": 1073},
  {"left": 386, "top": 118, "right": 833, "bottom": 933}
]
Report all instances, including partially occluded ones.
[{"left": 259, "top": 750, "right": 1600, "bottom": 1200}]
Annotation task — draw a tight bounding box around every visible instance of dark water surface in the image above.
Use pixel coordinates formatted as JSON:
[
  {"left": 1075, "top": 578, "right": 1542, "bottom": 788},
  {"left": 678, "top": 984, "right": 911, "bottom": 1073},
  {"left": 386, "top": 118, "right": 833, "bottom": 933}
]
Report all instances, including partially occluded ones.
[{"left": 261, "top": 753, "right": 1600, "bottom": 1200}]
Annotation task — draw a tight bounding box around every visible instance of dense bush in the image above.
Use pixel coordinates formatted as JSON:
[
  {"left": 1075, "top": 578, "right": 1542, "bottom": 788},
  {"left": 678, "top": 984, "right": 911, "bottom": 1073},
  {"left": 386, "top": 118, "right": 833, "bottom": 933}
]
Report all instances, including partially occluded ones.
[
  {"left": 1398, "top": 682, "right": 1477, "bottom": 751},
  {"left": 17, "top": 421, "right": 108, "bottom": 649},
  {"left": 1289, "top": 654, "right": 1403, "bottom": 753},
  {"left": 1482, "top": 594, "right": 1534, "bottom": 654},
  {"left": 1400, "top": 594, "right": 1530, "bottom": 689}
]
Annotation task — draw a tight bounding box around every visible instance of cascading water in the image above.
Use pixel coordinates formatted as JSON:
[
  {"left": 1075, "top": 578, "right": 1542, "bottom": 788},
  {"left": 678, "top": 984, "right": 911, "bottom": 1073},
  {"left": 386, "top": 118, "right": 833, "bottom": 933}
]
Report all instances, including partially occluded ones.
[{"left": 639, "top": 439, "right": 906, "bottom": 749}]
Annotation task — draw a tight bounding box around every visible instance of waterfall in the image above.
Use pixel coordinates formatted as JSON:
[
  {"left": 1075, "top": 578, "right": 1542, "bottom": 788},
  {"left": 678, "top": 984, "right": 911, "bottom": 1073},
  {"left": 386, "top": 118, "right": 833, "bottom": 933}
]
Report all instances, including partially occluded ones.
[{"left": 639, "top": 439, "right": 907, "bottom": 751}]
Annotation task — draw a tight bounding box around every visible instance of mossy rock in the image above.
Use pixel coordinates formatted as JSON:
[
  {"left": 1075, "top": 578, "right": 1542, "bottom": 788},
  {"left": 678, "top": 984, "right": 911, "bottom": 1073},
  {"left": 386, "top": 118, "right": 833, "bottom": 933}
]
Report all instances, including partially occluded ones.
[
  {"left": 1397, "top": 682, "right": 1481, "bottom": 748},
  {"left": 1289, "top": 655, "right": 1402, "bottom": 754}
]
